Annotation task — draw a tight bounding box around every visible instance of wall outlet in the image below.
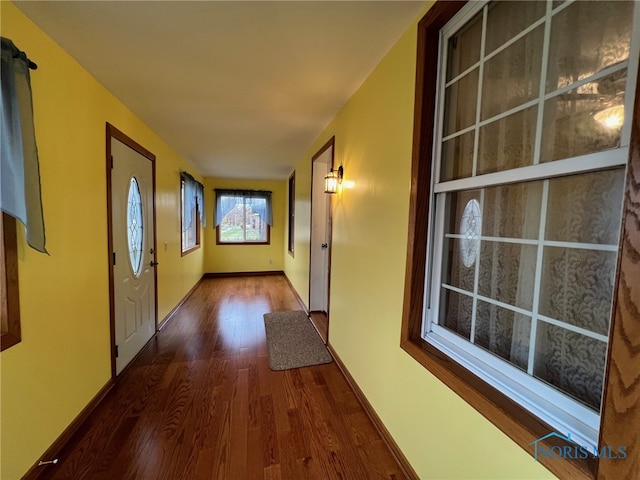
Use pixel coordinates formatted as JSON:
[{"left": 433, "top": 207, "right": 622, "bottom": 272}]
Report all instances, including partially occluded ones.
[{"left": 269, "top": 259, "right": 273, "bottom": 265}]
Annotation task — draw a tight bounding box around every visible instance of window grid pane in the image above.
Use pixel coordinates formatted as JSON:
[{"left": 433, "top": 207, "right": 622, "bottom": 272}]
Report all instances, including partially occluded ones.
[
  {"left": 439, "top": 0, "right": 634, "bottom": 183},
  {"left": 438, "top": 166, "right": 623, "bottom": 410}
]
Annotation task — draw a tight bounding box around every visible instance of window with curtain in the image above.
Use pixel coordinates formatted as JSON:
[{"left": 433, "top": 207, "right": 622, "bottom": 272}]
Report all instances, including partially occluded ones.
[
  {"left": 420, "top": 0, "right": 638, "bottom": 450},
  {"left": 215, "top": 189, "right": 272, "bottom": 244},
  {"left": 1, "top": 37, "right": 46, "bottom": 254},
  {"left": 1, "top": 37, "right": 45, "bottom": 350},
  {"left": 180, "top": 172, "right": 205, "bottom": 254}
]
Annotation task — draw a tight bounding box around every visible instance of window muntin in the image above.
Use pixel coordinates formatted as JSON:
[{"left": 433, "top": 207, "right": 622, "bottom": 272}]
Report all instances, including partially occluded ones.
[
  {"left": 217, "top": 194, "right": 270, "bottom": 244},
  {"left": 425, "top": 0, "right": 638, "bottom": 448}
]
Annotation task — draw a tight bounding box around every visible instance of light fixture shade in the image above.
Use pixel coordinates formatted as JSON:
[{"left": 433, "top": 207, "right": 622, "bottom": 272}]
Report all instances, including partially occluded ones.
[
  {"left": 594, "top": 105, "right": 625, "bottom": 129},
  {"left": 324, "top": 170, "right": 339, "bottom": 194},
  {"left": 324, "top": 166, "right": 343, "bottom": 194}
]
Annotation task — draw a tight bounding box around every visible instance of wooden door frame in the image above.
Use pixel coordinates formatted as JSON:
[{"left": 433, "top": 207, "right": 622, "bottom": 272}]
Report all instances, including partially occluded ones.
[
  {"left": 106, "top": 123, "right": 158, "bottom": 378},
  {"left": 308, "top": 136, "right": 335, "bottom": 332}
]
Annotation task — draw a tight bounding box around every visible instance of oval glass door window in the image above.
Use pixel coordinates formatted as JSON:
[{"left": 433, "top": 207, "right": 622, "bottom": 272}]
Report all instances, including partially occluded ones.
[{"left": 127, "top": 177, "right": 144, "bottom": 276}]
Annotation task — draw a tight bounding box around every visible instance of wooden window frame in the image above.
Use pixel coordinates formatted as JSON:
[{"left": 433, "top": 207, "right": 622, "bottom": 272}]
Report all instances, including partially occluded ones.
[
  {"left": 1, "top": 213, "right": 21, "bottom": 351},
  {"left": 180, "top": 174, "right": 201, "bottom": 256},
  {"left": 288, "top": 171, "right": 295, "bottom": 256},
  {"left": 215, "top": 191, "right": 271, "bottom": 246},
  {"left": 400, "top": 2, "right": 640, "bottom": 479}
]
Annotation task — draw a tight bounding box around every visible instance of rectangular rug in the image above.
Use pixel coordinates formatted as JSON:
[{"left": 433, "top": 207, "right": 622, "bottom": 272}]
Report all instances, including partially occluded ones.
[{"left": 263, "top": 310, "right": 332, "bottom": 370}]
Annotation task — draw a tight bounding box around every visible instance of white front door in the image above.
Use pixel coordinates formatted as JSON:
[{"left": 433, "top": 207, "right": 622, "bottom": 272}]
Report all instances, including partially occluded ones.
[{"left": 111, "top": 137, "right": 156, "bottom": 375}]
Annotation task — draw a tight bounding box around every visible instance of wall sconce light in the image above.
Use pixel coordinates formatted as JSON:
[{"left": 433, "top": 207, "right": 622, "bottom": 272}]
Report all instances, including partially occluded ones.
[{"left": 324, "top": 165, "right": 343, "bottom": 194}]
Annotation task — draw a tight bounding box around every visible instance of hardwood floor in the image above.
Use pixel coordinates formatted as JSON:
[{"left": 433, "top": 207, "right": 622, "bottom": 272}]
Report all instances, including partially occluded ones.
[
  {"left": 309, "top": 311, "right": 328, "bottom": 344},
  {"left": 41, "top": 275, "right": 406, "bottom": 480}
]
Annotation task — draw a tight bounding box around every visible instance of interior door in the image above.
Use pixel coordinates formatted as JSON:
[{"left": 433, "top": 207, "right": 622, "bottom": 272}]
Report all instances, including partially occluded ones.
[
  {"left": 110, "top": 136, "right": 156, "bottom": 375},
  {"left": 309, "top": 140, "right": 334, "bottom": 316},
  {"left": 310, "top": 161, "right": 330, "bottom": 312}
]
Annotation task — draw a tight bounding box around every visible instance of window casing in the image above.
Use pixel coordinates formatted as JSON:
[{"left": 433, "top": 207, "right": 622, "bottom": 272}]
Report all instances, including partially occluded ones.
[
  {"left": 288, "top": 172, "right": 295, "bottom": 255},
  {"left": 1, "top": 213, "right": 21, "bottom": 351},
  {"left": 181, "top": 176, "right": 201, "bottom": 255},
  {"left": 402, "top": 1, "right": 640, "bottom": 478},
  {"left": 215, "top": 191, "right": 271, "bottom": 245}
]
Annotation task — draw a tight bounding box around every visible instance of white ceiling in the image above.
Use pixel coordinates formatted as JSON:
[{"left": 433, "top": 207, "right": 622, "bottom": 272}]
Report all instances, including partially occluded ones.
[{"left": 15, "top": 1, "right": 426, "bottom": 179}]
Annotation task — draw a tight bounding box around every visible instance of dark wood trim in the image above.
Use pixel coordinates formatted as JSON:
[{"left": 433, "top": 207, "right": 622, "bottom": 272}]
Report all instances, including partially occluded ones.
[
  {"left": 402, "top": 1, "right": 466, "bottom": 347},
  {"left": 204, "top": 271, "right": 284, "bottom": 278},
  {"left": 596, "top": 55, "right": 640, "bottom": 480},
  {"left": 180, "top": 244, "right": 201, "bottom": 256},
  {"left": 288, "top": 171, "right": 296, "bottom": 256},
  {"left": 106, "top": 123, "right": 158, "bottom": 379},
  {"left": 1, "top": 213, "right": 21, "bottom": 351},
  {"left": 309, "top": 136, "right": 335, "bottom": 342},
  {"left": 311, "top": 136, "right": 336, "bottom": 162},
  {"left": 158, "top": 275, "right": 205, "bottom": 330},
  {"left": 397, "top": 2, "right": 640, "bottom": 478},
  {"left": 328, "top": 344, "right": 420, "bottom": 480},
  {"left": 21, "top": 379, "right": 114, "bottom": 480},
  {"left": 282, "top": 272, "right": 309, "bottom": 314}
]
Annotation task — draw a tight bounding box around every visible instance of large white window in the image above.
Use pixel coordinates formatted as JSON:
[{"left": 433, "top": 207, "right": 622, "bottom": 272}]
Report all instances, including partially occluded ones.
[{"left": 424, "top": 0, "right": 639, "bottom": 448}]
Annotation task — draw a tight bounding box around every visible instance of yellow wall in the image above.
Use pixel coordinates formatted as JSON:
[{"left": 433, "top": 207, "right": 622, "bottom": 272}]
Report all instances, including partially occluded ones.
[
  {"left": 0, "top": 3, "right": 204, "bottom": 478},
  {"left": 204, "top": 177, "right": 285, "bottom": 273},
  {"left": 284, "top": 9, "right": 555, "bottom": 480}
]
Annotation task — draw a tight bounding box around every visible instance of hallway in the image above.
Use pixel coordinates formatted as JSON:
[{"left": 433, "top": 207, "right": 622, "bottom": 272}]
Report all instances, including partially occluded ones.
[{"left": 42, "top": 275, "right": 406, "bottom": 480}]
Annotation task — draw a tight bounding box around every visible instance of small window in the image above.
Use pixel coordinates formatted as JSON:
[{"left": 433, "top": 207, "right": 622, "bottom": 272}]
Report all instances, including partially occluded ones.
[
  {"left": 288, "top": 172, "right": 295, "bottom": 255},
  {"left": 181, "top": 174, "right": 202, "bottom": 255},
  {"left": 1, "top": 213, "right": 21, "bottom": 351},
  {"left": 215, "top": 190, "right": 272, "bottom": 245}
]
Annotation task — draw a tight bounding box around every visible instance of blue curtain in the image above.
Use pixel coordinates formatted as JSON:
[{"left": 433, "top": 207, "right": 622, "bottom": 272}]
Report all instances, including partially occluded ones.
[
  {"left": 214, "top": 189, "right": 272, "bottom": 226},
  {"left": 181, "top": 172, "right": 205, "bottom": 230},
  {"left": 0, "top": 37, "right": 47, "bottom": 253}
]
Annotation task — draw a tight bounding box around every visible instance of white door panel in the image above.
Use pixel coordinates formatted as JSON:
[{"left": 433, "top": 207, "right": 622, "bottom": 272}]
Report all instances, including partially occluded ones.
[
  {"left": 111, "top": 137, "right": 156, "bottom": 374},
  {"left": 310, "top": 146, "right": 332, "bottom": 313}
]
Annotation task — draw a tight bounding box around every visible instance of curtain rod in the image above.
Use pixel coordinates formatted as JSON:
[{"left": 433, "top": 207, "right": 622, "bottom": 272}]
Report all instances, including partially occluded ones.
[{"left": 22, "top": 57, "right": 37, "bottom": 70}]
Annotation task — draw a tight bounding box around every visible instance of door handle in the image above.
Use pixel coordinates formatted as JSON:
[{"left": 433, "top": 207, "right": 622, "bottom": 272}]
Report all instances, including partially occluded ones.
[
  {"left": 321, "top": 243, "right": 328, "bottom": 249},
  {"left": 149, "top": 261, "right": 159, "bottom": 267}
]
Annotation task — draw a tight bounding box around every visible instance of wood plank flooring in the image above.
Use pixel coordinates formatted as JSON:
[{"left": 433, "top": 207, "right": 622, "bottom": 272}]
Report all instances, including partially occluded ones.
[
  {"left": 309, "top": 312, "right": 328, "bottom": 344},
  {"left": 41, "top": 275, "right": 406, "bottom": 480}
]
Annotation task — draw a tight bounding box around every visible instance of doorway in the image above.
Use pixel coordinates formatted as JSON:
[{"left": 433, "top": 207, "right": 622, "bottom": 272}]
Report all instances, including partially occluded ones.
[
  {"left": 107, "top": 124, "right": 158, "bottom": 376},
  {"left": 309, "top": 137, "right": 334, "bottom": 343}
]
